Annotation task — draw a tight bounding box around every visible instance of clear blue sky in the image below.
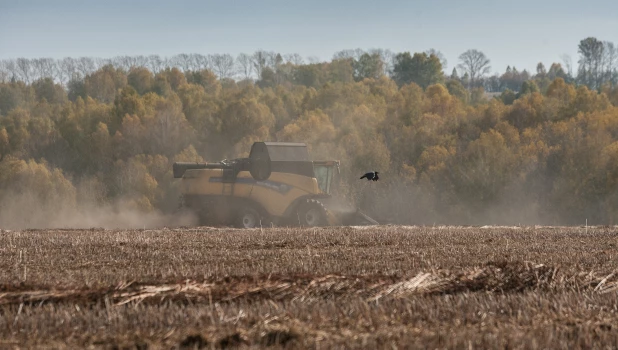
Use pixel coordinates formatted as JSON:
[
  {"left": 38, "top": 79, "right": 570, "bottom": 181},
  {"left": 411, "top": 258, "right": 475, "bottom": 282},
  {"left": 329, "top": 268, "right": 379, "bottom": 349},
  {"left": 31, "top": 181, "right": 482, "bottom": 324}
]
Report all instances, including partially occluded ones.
[{"left": 1, "top": 0, "right": 617, "bottom": 75}]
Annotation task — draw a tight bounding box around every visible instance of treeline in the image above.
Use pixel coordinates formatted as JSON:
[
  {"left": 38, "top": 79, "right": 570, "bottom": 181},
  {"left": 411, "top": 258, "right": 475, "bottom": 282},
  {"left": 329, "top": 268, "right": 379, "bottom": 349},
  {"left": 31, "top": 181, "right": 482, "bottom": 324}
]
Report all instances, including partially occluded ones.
[
  {"left": 2, "top": 37, "right": 616, "bottom": 92},
  {"left": 1, "top": 38, "right": 618, "bottom": 226}
]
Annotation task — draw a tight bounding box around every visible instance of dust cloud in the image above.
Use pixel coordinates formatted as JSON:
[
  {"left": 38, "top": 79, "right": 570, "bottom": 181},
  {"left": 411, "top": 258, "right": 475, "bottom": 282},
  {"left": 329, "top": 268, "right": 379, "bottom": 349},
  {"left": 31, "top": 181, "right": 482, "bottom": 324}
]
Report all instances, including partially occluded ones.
[
  {"left": 354, "top": 175, "right": 569, "bottom": 227},
  {"left": 0, "top": 191, "right": 197, "bottom": 230}
]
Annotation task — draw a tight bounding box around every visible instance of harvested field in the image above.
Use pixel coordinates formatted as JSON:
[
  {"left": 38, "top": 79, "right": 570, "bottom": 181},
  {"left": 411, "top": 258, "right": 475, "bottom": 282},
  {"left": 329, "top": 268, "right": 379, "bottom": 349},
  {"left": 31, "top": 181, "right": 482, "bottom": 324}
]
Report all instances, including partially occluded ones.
[{"left": 1, "top": 225, "right": 618, "bottom": 349}]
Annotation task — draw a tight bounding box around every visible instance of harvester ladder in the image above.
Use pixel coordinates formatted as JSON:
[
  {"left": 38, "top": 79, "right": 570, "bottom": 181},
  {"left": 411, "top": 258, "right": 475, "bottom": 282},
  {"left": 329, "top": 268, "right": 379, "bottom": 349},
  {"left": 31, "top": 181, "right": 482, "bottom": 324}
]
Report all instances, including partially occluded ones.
[
  {"left": 222, "top": 182, "right": 234, "bottom": 195},
  {"left": 221, "top": 168, "right": 237, "bottom": 196}
]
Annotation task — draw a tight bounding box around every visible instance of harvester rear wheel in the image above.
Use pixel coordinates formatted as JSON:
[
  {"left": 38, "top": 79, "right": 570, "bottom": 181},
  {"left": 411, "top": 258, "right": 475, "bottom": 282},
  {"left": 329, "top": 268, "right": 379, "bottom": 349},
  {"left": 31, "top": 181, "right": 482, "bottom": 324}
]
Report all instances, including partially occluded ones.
[
  {"left": 297, "top": 199, "right": 327, "bottom": 227},
  {"left": 235, "top": 206, "right": 262, "bottom": 229}
]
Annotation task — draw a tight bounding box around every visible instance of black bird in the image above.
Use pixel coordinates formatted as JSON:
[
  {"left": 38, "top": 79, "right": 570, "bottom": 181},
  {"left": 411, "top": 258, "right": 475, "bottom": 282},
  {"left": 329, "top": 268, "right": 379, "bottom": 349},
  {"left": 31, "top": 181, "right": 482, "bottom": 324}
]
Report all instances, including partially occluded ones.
[{"left": 360, "top": 171, "right": 379, "bottom": 181}]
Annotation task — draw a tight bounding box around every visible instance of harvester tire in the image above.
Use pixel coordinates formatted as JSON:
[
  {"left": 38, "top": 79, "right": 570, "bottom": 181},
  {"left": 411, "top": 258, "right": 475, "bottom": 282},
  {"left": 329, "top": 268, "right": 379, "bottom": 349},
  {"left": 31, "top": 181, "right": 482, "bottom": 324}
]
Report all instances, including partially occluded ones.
[
  {"left": 297, "top": 199, "right": 327, "bottom": 227},
  {"left": 235, "top": 206, "right": 262, "bottom": 229}
]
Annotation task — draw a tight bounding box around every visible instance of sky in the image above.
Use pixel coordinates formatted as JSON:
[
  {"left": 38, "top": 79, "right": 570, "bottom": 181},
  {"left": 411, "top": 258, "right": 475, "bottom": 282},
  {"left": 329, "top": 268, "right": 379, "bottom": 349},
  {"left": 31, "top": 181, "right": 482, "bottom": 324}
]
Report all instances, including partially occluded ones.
[{"left": 1, "top": 0, "right": 617, "bottom": 75}]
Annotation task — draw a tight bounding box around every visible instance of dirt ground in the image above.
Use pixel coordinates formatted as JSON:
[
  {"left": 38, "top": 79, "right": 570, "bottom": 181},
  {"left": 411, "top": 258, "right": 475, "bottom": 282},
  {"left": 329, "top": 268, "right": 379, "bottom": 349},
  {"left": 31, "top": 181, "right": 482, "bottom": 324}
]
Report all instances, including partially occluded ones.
[{"left": 1, "top": 225, "right": 618, "bottom": 349}]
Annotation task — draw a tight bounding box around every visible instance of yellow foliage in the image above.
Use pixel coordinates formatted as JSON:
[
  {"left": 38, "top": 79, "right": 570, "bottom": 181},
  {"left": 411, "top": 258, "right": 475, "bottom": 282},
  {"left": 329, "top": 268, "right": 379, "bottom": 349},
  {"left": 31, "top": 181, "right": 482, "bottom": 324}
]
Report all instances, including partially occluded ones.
[
  {"left": 0, "top": 128, "right": 9, "bottom": 160},
  {"left": 114, "top": 157, "right": 159, "bottom": 205},
  {"left": 400, "top": 164, "right": 417, "bottom": 182},
  {"left": 418, "top": 145, "right": 453, "bottom": 174},
  {"left": 5, "top": 62, "right": 618, "bottom": 224},
  {"left": 174, "top": 145, "right": 204, "bottom": 163},
  {"left": 570, "top": 85, "right": 611, "bottom": 117},
  {"left": 546, "top": 78, "right": 576, "bottom": 103},
  {"left": 0, "top": 158, "right": 77, "bottom": 208},
  {"left": 277, "top": 109, "right": 335, "bottom": 145}
]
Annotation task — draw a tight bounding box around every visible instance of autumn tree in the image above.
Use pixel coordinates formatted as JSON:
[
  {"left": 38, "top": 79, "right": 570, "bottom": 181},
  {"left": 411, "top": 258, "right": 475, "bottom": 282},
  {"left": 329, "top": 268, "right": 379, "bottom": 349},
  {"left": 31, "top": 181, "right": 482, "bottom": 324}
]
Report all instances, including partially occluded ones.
[
  {"left": 328, "top": 59, "right": 354, "bottom": 83},
  {"left": 127, "top": 67, "right": 154, "bottom": 95},
  {"left": 0, "top": 128, "right": 9, "bottom": 161},
  {"left": 84, "top": 65, "right": 127, "bottom": 103},
  {"left": 2, "top": 47, "right": 618, "bottom": 224}
]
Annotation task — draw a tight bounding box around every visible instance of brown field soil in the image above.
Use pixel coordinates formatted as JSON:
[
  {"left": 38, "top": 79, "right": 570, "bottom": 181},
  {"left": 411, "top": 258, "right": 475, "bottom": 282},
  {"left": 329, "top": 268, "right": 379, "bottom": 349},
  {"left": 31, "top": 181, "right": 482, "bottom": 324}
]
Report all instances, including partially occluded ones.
[{"left": 1, "top": 225, "right": 618, "bottom": 349}]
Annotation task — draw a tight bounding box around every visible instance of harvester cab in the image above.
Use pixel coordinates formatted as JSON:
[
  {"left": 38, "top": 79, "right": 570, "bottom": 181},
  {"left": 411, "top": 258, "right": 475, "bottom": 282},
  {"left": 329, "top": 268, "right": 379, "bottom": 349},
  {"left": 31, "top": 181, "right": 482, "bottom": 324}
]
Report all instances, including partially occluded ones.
[{"left": 173, "top": 141, "right": 378, "bottom": 228}]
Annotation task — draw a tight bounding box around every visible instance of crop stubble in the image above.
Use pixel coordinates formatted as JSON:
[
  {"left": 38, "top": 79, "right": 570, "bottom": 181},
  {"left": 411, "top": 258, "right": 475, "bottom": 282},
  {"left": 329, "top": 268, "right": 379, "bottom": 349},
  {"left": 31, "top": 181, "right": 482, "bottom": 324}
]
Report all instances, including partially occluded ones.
[{"left": 1, "top": 225, "right": 618, "bottom": 349}]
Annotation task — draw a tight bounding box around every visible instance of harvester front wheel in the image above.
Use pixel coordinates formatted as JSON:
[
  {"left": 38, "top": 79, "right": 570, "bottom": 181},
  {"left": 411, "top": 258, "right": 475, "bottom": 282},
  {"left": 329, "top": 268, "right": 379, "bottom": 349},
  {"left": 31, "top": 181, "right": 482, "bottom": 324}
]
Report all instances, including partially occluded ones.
[
  {"left": 297, "top": 199, "right": 327, "bottom": 227},
  {"left": 236, "top": 207, "right": 262, "bottom": 229}
]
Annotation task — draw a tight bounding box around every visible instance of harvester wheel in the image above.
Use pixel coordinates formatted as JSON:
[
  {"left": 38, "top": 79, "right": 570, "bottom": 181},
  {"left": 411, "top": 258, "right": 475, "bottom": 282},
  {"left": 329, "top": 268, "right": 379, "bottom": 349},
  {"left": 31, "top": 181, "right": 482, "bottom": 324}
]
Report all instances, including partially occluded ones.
[
  {"left": 297, "top": 199, "right": 327, "bottom": 227},
  {"left": 235, "top": 206, "right": 262, "bottom": 229}
]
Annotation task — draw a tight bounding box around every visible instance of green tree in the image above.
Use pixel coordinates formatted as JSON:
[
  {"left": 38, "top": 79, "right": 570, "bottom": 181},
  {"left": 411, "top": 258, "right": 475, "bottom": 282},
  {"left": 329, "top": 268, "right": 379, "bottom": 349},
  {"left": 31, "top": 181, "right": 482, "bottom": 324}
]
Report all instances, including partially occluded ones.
[
  {"left": 577, "top": 37, "right": 605, "bottom": 89},
  {"left": 32, "top": 78, "right": 67, "bottom": 104},
  {"left": 499, "top": 89, "right": 517, "bottom": 105},
  {"left": 353, "top": 53, "right": 384, "bottom": 81},
  {"left": 293, "top": 64, "right": 325, "bottom": 88},
  {"left": 392, "top": 52, "right": 444, "bottom": 88},
  {"left": 67, "top": 77, "right": 86, "bottom": 101},
  {"left": 446, "top": 79, "right": 469, "bottom": 102},
  {"left": 516, "top": 80, "right": 540, "bottom": 98}
]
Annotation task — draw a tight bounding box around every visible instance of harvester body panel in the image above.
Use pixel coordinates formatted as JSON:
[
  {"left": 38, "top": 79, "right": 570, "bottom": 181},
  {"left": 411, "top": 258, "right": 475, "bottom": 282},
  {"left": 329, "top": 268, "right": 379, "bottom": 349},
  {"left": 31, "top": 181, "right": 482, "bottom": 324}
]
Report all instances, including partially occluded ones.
[
  {"left": 174, "top": 141, "right": 377, "bottom": 227},
  {"left": 181, "top": 169, "right": 320, "bottom": 218}
]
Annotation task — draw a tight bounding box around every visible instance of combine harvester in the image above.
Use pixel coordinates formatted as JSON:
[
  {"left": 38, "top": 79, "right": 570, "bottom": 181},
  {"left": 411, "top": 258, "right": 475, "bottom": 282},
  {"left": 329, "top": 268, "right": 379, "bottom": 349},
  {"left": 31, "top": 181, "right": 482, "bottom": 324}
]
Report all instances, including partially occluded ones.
[{"left": 173, "top": 142, "right": 378, "bottom": 228}]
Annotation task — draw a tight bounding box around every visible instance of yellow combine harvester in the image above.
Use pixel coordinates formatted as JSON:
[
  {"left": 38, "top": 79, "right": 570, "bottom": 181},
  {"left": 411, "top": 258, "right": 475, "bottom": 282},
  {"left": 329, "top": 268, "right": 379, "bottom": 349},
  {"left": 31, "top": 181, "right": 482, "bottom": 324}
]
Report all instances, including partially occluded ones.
[{"left": 173, "top": 141, "right": 378, "bottom": 228}]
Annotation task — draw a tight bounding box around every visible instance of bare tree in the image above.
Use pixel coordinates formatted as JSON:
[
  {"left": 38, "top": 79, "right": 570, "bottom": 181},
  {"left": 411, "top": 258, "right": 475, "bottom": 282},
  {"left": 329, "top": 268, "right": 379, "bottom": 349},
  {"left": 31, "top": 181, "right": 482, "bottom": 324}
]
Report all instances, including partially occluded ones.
[
  {"left": 96, "top": 57, "right": 113, "bottom": 69},
  {"left": 369, "top": 48, "right": 395, "bottom": 76},
  {"left": 31, "top": 58, "right": 58, "bottom": 81},
  {"left": 160, "top": 56, "right": 172, "bottom": 70},
  {"left": 3, "top": 59, "right": 17, "bottom": 81},
  {"left": 457, "top": 49, "right": 491, "bottom": 88},
  {"left": 0, "top": 60, "right": 9, "bottom": 82},
  {"left": 561, "top": 54, "right": 573, "bottom": 78},
  {"left": 210, "top": 54, "right": 235, "bottom": 79},
  {"left": 603, "top": 41, "right": 617, "bottom": 84},
  {"left": 333, "top": 49, "right": 365, "bottom": 61},
  {"left": 307, "top": 56, "right": 321, "bottom": 64},
  {"left": 284, "top": 53, "right": 304, "bottom": 65},
  {"left": 115, "top": 55, "right": 139, "bottom": 70},
  {"left": 236, "top": 53, "right": 254, "bottom": 79},
  {"left": 251, "top": 50, "right": 276, "bottom": 78},
  {"left": 333, "top": 49, "right": 353, "bottom": 60},
  {"left": 57, "top": 57, "right": 78, "bottom": 84},
  {"left": 252, "top": 50, "right": 267, "bottom": 78},
  {"left": 31, "top": 58, "right": 44, "bottom": 81},
  {"left": 189, "top": 54, "right": 210, "bottom": 71},
  {"left": 76, "top": 57, "right": 96, "bottom": 77},
  {"left": 15, "top": 58, "right": 33, "bottom": 83},
  {"left": 147, "top": 55, "right": 163, "bottom": 73},
  {"left": 134, "top": 55, "right": 148, "bottom": 68},
  {"left": 172, "top": 54, "right": 192, "bottom": 72}
]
